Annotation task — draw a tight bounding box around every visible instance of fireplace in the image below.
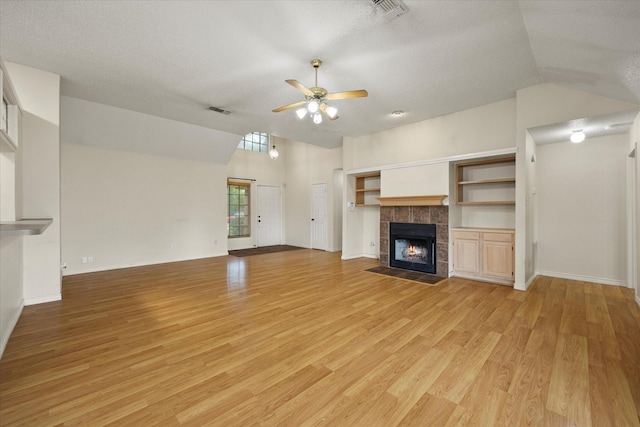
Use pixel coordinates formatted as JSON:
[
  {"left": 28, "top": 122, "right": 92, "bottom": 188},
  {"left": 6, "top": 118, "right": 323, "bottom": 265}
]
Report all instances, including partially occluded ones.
[{"left": 389, "top": 222, "right": 436, "bottom": 274}]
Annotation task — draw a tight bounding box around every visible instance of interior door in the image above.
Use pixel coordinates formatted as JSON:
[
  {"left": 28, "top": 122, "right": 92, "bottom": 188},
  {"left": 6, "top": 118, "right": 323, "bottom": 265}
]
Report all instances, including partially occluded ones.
[
  {"left": 257, "top": 185, "right": 282, "bottom": 247},
  {"left": 311, "top": 183, "right": 327, "bottom": 250}
]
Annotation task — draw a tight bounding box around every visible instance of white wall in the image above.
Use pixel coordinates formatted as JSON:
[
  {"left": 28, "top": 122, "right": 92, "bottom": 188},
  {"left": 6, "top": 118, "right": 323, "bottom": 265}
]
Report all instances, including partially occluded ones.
[
  {"left": 284, "top": 139, "right": 343, "bottom": 250},
  {"left": 536, "top": 135, "right": 628, "bottom": 286},
  {"left": 61, "top": 97, "right": 240, "bottom": 164},
  {"left": 61, "top": 144, "right": 228, "bottom": 275},
  {"left": 381, "top": 163, "right": 450, "bottom": 198},
  {"left": 226, "top": 136, "right": 343, "bottom": 251},
  {"left": 332, "top": 169, "right": 343, "bottom": 252},
  {"left": 344, "top": 98, "right": 516, "bottom": 171},
  {"left": 7, "top": 62, "right": 61, "bottom": 305},
  {"left": 226, "top": 137, "right": 287, "bottom": 250},
  {"left": 0, "top": 236, "right": 22, "bottom": 357},
  {"left": 0, "top": 152, "right": 16, "bottom": 221},
  {"left": 515, "top": 83, "right": 639, "bottom": 290},
  {"left": 630, "top": 114, "right": 640, "bottom": 305}
]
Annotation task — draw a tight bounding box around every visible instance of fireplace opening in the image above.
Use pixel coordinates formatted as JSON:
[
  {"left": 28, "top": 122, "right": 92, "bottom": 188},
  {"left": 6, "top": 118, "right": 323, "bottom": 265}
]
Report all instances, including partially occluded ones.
[{"left": 389, "top": 222, "right": 436, "bottom": 274}]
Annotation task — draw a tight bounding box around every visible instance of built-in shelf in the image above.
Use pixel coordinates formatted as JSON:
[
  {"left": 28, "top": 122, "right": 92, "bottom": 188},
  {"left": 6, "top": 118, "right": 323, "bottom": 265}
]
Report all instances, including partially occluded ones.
[
  {"left": 377, "top": 195, "right": 448, "bottom": 207},
  {"left": 355, "top": 172, "right": 381, "bottom": 206},
  {"left": 0, "top": 219, "right": 53, "bottom": 236},
  {"left": 455, "top": 156, "right": 516, "bottom": 205}
]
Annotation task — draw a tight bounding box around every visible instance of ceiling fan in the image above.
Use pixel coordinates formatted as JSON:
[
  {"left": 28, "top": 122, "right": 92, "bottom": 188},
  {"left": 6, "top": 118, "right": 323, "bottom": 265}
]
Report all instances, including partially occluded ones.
[{"left": 272, "top": 59, "right": 368, "bottom": 123}]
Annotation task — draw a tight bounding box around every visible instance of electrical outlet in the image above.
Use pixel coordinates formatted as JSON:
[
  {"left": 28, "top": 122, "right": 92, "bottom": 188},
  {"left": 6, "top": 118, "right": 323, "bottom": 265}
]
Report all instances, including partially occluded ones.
[
  {"left": 171, "top": 242, "right": 177, "bottom": 249},
  {"left": 82, "top": 257, "right": 87, "bottom": 264},
  {"left": 88, "top": 256, "right": 94, "bottom": 263},
  {"left": 371, "top": 241, "right": 376, "bottom": 247}
]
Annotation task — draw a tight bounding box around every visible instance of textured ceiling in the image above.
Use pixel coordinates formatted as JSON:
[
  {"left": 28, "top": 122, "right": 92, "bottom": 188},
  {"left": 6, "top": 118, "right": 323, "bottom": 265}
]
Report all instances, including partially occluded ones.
[
  {"left": 528, "top": 109, "right": 639, "bottom": 145},
  {"left": 0, "top": 0, "right": 639, "bottom": 150}
]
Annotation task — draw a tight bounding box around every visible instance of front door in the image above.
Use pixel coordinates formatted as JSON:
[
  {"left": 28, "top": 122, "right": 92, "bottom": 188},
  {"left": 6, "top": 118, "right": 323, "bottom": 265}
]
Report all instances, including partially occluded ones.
[
  {"left": 257, "top": 185, "right": 282, "bottom": 247},
  {"left": 311, "top": 183, "right": 327, "bottom": 250}
]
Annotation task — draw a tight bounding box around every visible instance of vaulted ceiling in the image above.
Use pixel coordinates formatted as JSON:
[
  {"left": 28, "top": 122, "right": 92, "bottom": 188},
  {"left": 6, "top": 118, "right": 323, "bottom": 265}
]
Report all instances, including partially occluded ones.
[{"left": 1, "top": 0, "right": 639, "bottom": 149}]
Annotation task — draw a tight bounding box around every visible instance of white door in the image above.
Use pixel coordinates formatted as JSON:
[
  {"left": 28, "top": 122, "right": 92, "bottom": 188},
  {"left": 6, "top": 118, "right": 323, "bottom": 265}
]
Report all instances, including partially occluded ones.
[
  {"left": 311, "top": 183, "right": 327, "bottom": 250},
  {"left": 257, "top": 185, "right": 282, "bottom": 247}
]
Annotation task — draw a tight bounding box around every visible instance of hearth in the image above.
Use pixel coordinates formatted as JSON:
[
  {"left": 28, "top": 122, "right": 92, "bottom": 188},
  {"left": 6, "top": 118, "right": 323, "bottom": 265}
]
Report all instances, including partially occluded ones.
[{"left": 389, "top": 222, "right": 436, "bottom": 274}]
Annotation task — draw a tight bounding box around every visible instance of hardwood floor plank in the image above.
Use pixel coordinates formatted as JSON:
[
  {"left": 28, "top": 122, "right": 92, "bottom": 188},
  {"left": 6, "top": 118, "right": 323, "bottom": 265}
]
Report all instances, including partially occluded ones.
[
  {"left": 1, "top": 253, "right": 639, "bottom": 426},
  {"left": 546, "top": 333, "right": 592, "bottom": 426}
]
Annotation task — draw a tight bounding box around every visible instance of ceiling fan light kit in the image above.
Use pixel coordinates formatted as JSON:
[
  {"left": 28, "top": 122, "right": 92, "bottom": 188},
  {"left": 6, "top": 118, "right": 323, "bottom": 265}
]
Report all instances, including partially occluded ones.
[
  {"left": 570, "top": 130, "right": 585, "bottom": 143},
  {"left": 273, "top": 59, "right": 368, "bottom": 124}
]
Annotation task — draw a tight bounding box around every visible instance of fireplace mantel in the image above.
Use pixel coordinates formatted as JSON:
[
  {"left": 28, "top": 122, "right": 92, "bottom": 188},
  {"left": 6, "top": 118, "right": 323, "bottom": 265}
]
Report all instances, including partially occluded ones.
[{"left": 376, "top": 195, "right": 447, "bottom": 207}]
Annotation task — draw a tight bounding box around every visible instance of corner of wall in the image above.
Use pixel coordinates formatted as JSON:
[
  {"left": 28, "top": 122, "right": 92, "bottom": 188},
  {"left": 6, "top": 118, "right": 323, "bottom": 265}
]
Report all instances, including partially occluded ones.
[{"left": 0, "top": 299, "right": 23, "bottom": 360}]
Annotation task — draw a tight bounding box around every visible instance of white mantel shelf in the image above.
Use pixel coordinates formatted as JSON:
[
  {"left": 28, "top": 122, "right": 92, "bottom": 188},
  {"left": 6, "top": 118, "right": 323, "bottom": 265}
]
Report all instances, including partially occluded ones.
[
  {"left": 376, "top": 195, "right": 448, "bottom": 207},
  {"left": 0, "top": 219, "right": 53, "bottom": 236}
]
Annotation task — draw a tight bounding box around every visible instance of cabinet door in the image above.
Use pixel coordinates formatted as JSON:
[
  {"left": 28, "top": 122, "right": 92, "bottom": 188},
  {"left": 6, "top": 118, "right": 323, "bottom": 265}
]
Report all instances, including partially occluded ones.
[
  {"left": 453, "top": 238, "right": 480, "bottom": 274},
  {"left": 482, "top": 240, "right": 513, "bottom": 279}
]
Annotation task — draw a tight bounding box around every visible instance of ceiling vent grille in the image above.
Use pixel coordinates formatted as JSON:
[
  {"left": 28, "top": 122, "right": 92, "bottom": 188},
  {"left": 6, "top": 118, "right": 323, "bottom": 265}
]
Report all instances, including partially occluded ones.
[
  {"left": 209, "top": 106, "right": 231, "bottom": 115},
  {"left": 371, "top": 0, "right": 408, "bottom": 20}
]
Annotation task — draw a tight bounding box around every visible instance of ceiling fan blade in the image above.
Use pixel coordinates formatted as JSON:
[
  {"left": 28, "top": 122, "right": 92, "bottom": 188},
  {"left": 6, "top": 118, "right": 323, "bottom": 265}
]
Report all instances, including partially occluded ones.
[
  {"left": 325, "top": 89, "right": 368, "bottom": 100},
  {"left": 286, "top": 79, "right": 314, "bottom": 97},
  {"left": 272, "top": 100, "right": 306, "bottom": 113}
]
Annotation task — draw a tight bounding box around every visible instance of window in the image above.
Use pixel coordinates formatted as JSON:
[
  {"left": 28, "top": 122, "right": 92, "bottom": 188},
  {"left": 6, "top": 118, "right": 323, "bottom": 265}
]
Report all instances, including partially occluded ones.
[
  {"left": 238, "top": 131, "right": 269, "bottom": 153},
  {"left": 228, "top": 181, "right": 250, "bottom": 238},
  {"left": 1, "top": 96, "right": 8, "bottom": 133}
]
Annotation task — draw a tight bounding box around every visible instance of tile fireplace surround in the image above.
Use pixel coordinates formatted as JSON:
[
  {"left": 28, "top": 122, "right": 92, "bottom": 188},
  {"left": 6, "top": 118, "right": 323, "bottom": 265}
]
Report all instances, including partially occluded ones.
[{"left": 380, "top": 205, "right": 449, "bottom": 278}]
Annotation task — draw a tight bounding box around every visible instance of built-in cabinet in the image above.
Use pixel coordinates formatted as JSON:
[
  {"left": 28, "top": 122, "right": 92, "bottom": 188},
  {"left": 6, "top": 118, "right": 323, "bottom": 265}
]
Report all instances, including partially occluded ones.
[
  {"left": 451, "top": 227, "right": 514, "bottom": 285},
  {"left": 455, "top": 156, "right": 515, "bottom": 205},
  {"left": 355, "top": 172, "right": 380, "bottom": 206}
]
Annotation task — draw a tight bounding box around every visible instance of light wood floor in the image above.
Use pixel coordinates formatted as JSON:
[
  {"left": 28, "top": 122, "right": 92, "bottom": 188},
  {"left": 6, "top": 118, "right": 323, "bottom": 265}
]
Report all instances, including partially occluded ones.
[{"left": 1, "top": 250, "right": 639, "bottom": 426}]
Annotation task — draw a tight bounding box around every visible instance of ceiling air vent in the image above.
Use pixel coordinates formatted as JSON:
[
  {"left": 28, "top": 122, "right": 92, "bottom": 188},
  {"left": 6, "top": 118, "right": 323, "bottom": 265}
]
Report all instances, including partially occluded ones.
[
  {"left": 209, "top": 106, "right": 231, "bottom": 115},
  {"left": 371, "top": 0, "right": 408, "bottom": 20}
]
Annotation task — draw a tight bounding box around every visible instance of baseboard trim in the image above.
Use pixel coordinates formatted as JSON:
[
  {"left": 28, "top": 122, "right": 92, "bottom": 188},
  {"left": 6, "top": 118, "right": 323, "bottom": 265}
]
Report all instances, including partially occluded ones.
[
  {"left": 535, "top": 270, "right": 627, "bottom": 287},
  {"left": 63, "top": 252, "right": 230, "bottom": 276},
  {"left": 514, "top": 274, "right": 538, "bottom": 291},
  {"left": 24, "top": 294, "right": 62, "bottom": 306},
  {"left": 636, "top": 293, "right": 640, "bottom": 308},
  {"left": 0, "top": 300, "right": 24, "bottom": 360},
  {"left": 341, "top": 253, "right": 379, "bottom": 260}
]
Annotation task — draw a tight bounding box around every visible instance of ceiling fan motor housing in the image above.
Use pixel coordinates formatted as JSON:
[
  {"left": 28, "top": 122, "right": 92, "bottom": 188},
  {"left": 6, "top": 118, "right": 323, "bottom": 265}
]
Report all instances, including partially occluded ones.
[{"left": 307, "top": 87, "right": 328, "bottom": 99}]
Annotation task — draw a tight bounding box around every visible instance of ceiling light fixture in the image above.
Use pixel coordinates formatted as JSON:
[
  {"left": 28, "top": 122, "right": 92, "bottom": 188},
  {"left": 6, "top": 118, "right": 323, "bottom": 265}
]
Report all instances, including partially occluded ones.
[
  {"left": 295, "top": 99, "right": 337, "bottom": 124},
  {"left": 307, "top": 100, "right": 319, "bottom": 114},
  {"left": 570, "top": 130, "right": 585, "bottom": 143},
  {"left": 269, "top": 145, "right": 279, "bottom": 160},
  {"left": 296, "top": 108, "right": 307, "bottom": 119},
  {"left": 324, "top": 104, "right": 338, "bottom": 119},
  {"left": 391, "top": 110, "right": 405, "bottom": 117}
]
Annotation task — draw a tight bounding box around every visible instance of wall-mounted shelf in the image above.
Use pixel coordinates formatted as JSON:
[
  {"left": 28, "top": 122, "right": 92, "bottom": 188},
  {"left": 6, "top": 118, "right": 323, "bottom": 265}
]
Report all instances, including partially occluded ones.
[
  {"left": 455, "top": 156, "right": 516, "bottom": 205},
  {"left": 355, "top": 172, "right": 381, "bottom": 206},
  {"left": 377, "top": 195, "right": 447, "bottom": 206},
  {"left": 0, "top": 219, "right": 53, "bottom": 236}
]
